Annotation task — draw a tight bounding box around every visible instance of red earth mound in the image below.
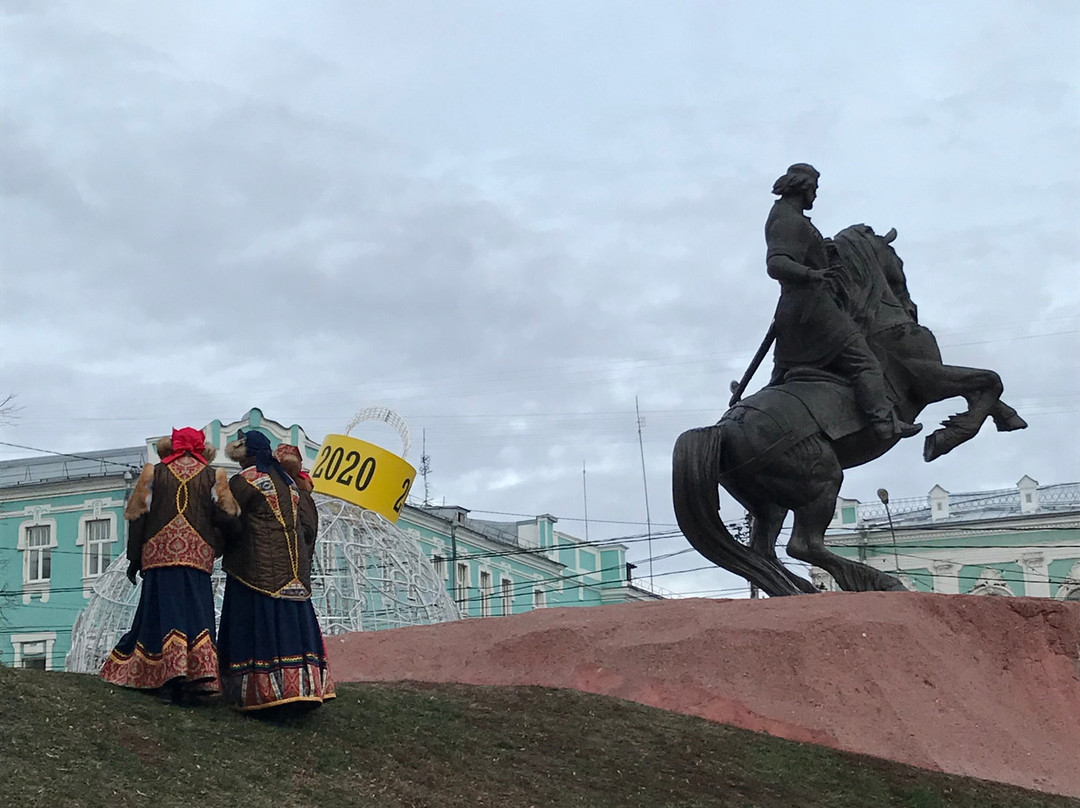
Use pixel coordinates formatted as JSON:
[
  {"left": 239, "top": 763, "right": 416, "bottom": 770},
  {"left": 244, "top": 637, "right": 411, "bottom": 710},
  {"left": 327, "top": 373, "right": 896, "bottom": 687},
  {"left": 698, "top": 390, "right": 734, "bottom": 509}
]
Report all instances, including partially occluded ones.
[{"left": 327, "top": 591, "right": 1080, "bottom": 798}]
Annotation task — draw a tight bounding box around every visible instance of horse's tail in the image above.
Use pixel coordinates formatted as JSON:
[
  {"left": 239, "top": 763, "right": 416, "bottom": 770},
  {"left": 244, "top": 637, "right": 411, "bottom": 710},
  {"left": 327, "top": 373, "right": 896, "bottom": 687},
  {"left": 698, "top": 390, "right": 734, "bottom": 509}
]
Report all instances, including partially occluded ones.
[{"left": 672, "top": 424, "right": 809, "bottom": 597}]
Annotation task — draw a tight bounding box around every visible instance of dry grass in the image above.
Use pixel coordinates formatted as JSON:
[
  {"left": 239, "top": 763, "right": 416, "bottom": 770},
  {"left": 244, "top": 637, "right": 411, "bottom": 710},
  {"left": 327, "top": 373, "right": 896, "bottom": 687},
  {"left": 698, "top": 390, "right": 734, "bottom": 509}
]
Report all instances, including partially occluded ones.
[{"left": 1, "top": 666, "right": 1075, "bottom": 808}]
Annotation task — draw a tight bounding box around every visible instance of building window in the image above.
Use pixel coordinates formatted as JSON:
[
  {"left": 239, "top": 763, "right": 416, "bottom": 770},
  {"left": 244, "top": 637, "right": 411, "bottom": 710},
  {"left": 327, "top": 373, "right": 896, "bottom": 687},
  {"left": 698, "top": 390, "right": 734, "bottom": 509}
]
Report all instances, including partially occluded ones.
[
  {"left": 11, "top": 632, "right": 57, "bottom": 671},
  {"left": 455, "top": 563, "right": 469, "bottom": 612},
  {"left": 19, "top": 643, "right": 47, "bottom": 670},
  {"left": 479, "top": 571, "right": 492, "bottom": 617},
  {"left": 84, "top": 519, "right": 112, "bottom": 578},
  {"left": 433, "top": 554, "right": 446, "bottom": 580},
  {"left": 501, "top": 578, "right": 513, "bottom": 615},
  {"left": 25, "top": 525, "right": 52, "bottom": 583},
  {"left": 533, "top": 587, "right": 546, "bottom": 609},
  {"left": 969, "top": 569, "right": 1015, "bottom": 597}
]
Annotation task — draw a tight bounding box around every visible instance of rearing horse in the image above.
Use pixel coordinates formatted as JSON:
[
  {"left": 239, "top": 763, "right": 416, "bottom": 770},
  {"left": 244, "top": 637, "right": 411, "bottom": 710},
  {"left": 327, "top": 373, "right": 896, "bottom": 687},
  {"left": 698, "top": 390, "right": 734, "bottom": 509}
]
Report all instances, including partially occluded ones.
[{"left": 672, "top": 225, "right": 1026, "bottom": 595}]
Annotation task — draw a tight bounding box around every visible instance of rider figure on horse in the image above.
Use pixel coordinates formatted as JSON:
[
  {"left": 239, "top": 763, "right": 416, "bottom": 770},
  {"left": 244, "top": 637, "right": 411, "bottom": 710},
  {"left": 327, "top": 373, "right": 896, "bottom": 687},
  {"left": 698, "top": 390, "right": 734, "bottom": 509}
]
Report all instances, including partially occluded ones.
[{"left": 765, "top": 163, "right": 922, "bottom": 442}]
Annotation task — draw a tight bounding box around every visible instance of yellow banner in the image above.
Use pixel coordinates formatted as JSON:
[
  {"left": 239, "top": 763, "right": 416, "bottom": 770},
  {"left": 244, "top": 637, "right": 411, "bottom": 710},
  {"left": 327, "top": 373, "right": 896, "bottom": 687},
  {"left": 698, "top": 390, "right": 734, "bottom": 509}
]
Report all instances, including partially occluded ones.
[{"left": 310, "top": 433, "right": 415, "bottom": 523}]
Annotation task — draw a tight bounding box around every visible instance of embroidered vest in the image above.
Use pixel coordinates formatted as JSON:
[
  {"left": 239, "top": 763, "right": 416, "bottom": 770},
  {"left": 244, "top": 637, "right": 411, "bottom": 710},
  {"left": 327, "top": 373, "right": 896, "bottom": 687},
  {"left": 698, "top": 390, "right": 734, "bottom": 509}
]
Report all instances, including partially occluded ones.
[{"left": 141, "top": 455, "right": 216, "bottom": 573}]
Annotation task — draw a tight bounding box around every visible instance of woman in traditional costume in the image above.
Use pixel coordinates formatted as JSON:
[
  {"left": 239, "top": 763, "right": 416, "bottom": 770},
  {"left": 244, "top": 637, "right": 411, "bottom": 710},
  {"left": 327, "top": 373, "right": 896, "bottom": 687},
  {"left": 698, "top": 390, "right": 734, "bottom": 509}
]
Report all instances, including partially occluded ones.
[
  {"left": 274, "top": 442, "right": 318, "bottom": 572},
  {"left": 101, "top": 427, "right": 238, "bottom": 702},
  {"left": 217, "top": 431, "right": 335, "bottom": 711}
]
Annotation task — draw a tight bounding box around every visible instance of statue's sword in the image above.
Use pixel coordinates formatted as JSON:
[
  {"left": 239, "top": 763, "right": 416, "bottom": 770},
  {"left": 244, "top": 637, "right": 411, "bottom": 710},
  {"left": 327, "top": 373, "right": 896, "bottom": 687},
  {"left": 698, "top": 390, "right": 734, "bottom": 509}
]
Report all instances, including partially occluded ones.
[{"left": 728, "top": 321, "right": 776, "bottom": 407}]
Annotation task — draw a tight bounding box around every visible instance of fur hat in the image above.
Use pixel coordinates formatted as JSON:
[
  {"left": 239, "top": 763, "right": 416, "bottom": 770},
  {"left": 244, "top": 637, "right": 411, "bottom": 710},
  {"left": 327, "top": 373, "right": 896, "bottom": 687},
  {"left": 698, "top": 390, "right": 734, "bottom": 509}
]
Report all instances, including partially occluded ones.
[
  {"left": 225, "top": 436, "right": 249, "bottom": 465},
  {"left": 274, "top": 444, "right": 313, "bottom": 492}
]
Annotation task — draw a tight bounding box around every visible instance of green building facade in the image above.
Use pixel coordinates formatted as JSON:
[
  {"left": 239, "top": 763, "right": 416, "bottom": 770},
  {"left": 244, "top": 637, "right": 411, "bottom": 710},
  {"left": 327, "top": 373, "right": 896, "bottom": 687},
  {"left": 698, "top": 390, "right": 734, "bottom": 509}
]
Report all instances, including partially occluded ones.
[
  {"left": 818, "top": 476, "right": 1080, "bottom": 599},
  {"left": 0, "top": 408, "right": 657, "bottom": 670}
]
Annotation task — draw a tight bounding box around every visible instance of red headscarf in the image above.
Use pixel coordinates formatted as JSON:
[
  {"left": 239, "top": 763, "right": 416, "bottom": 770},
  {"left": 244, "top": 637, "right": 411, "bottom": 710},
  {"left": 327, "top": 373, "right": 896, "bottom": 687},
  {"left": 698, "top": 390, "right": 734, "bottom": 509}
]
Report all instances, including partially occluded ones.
[{"left": 161, "top": 427, "right": 208, "bottom": 465}]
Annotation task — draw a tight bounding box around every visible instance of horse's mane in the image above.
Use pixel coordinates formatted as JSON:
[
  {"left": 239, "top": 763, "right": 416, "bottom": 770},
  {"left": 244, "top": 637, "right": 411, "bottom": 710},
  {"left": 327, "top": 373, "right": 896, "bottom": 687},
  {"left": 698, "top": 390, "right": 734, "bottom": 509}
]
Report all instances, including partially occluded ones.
[{"left": 831, "top": 224, "right": 889, "bottom": 329}]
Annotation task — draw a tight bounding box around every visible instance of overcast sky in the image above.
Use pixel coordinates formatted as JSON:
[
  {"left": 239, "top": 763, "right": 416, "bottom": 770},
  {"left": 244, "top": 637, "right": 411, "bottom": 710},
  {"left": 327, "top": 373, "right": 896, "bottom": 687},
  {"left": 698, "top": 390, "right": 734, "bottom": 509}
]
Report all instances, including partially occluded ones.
[{"left": 2, "top": 1, "right": 1077, "bottom": 598}]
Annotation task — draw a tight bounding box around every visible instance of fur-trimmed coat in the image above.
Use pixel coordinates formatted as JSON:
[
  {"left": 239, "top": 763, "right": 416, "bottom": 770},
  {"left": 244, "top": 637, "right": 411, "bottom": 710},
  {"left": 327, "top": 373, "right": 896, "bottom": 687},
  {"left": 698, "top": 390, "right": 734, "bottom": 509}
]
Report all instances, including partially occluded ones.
[
  {"left": 125, "top": 440, "right": 240, "bottom": 575},
  {"left": 222, "top": 466, "right": 318, "bottom": 599}
]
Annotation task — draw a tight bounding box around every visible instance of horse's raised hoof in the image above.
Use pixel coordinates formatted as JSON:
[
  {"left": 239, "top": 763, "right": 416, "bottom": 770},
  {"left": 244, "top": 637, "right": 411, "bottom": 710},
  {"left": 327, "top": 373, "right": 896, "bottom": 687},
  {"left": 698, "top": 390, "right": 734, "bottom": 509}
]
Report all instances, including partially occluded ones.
[
  {"left": 994, "top": 412, "right": 1028, "bottom": 432},
  {"left": 924, "top": 431, "right": 946, "bottom": 462}
]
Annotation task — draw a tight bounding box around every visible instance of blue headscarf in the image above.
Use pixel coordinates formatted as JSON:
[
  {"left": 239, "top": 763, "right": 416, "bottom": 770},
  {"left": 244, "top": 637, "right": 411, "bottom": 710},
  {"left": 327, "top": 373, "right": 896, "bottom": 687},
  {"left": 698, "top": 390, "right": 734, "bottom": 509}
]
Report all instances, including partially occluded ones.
[{"left": 239, "top": 430, "right": 294, "bottom": 486}]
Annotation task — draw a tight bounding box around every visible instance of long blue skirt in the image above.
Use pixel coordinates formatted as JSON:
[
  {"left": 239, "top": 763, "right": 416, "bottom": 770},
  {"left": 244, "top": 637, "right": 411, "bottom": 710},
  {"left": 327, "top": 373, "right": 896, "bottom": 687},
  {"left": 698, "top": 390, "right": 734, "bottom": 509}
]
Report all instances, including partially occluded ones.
[
  {"left": 100, "top": 567, "right": 219, "bottom": 693},
  {"left": 217, "top": 575, "right": 335, "bottom": 711}
]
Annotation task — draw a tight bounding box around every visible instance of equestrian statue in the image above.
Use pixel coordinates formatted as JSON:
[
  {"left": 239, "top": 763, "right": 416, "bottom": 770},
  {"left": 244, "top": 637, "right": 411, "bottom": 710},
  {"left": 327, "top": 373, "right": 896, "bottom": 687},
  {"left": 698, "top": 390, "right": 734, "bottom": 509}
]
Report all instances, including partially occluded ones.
[{"left": 672, "top": 164, "right": 1027, "bottom": 595}]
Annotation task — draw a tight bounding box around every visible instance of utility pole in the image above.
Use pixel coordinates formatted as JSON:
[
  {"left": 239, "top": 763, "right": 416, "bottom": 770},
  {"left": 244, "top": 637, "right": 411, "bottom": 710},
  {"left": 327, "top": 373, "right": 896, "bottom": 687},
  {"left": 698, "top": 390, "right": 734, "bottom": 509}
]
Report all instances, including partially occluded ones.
[
  {"left": 449, "top": 522, "right": 459, "bottom": 610},
  {"left": 582, "top": 461, "right": 590, "bottom": 542},
  {"left": 635, "top": 396, "right": 653, "bottom": 586}
]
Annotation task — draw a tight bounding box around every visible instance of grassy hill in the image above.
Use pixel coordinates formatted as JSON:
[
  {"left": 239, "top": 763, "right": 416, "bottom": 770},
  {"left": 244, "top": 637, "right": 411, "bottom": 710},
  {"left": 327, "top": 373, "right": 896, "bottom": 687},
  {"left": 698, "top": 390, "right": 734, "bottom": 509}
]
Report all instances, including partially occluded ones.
[{"left": 1, "top": 665, "right": 1075, "bottom": 808}]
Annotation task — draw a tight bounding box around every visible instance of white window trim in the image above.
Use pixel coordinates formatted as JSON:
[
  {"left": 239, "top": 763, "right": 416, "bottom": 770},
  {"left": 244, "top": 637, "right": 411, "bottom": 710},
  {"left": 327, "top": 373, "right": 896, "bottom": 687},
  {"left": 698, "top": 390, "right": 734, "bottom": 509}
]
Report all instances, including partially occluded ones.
[
  {"left": 479, "top": 569, "right": 493, "bottom": 617},
  {"left": 1057, "top": 582, "right": 1080, "bottom": 601},
  {"left": 969, "top": 569, "right": 1015, "bottom": 597},
  {"left": 455, "top": 562, "right": 470, "bottom": 616},
  {"left": 500, "top": 577, "right": 514, "bottom": 616},
  {"left": 11, "top": 631, "right": 57, "bottom": 671},
  {"left": 532, "top": 586, "right": 546, "bottom": 610},
  {"left": 77, "top": 508, "right": 118, "bottom": 595},
  {"left": 18, "top": 516, "right": 58, "bottom": 603}
]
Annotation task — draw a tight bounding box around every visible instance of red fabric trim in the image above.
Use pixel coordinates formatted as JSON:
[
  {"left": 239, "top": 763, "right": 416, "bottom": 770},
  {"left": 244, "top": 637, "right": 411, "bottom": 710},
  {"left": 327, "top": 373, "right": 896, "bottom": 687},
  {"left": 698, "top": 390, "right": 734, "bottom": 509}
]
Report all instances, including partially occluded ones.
[{"left": 101, "top": 629, "right": 220, "bottom": 692}]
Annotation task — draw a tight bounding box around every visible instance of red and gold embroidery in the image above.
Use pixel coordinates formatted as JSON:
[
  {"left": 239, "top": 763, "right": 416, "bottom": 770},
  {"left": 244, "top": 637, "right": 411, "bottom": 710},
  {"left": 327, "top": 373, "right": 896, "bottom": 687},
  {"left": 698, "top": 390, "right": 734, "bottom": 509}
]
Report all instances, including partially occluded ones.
[
  {"left": 139, "top": 456, "right": 215, "bottom": 572},
  {"left": 142, "top": 514, "right": 215, "bottom": 573}
]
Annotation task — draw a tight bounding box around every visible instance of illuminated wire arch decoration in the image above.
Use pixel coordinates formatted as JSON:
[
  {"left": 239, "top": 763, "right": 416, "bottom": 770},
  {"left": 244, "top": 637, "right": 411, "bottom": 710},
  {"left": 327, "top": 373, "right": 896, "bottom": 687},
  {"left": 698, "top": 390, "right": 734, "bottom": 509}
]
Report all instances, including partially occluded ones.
[
  {"left": 344, "top": 405, "right": 412, "bottom": 459},
  {"left": 67, "top": 408, "right": 459, "bottom": 674}
]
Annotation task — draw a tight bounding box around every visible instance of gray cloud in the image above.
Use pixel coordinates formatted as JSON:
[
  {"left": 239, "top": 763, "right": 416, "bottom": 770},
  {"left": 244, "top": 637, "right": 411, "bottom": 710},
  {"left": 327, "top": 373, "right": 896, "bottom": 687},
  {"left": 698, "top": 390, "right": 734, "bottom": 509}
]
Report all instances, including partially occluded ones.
[{"left": 2, "top": 0, "right": 1077, "bottom": 597}]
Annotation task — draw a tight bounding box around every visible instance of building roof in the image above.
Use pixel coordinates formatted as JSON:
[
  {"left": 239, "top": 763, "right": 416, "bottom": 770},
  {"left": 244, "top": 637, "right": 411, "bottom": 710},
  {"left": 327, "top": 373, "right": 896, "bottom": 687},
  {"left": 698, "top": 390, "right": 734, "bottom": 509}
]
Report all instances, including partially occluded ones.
[
  {"left": 0, "top": 447, "right": 147, "bottom": 488},
  {"left": 850, "top": 481, "right": 1080, "bottom": 529},
  {"left": 415, "top": 506, "right": 526, "bottom": 548}
]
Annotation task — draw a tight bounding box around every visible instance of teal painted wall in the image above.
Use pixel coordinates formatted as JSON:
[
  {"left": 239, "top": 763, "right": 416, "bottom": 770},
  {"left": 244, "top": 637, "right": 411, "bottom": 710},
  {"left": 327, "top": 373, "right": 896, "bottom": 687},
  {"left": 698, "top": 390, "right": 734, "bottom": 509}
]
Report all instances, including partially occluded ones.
[
  {"left": 958, "top": 562, "right": 1025, "bottom": 596},
  {"left": 904, "top": 568, "right": 934, "bottom": 593},
  {"left": 828, "top": 526, "right": 1078, "bottom": 597},
  {"left": 1049, "top": 558, "right": 1078, "bottom": 598},
  {"left": 400, "top": 515, "right": 634, "bottom": 619},
  {"left": 2, "top": 411, "right": 648, "bottom": 670},
  {"left": 1, "top": 484, "right": 128, "bottom": 669}
]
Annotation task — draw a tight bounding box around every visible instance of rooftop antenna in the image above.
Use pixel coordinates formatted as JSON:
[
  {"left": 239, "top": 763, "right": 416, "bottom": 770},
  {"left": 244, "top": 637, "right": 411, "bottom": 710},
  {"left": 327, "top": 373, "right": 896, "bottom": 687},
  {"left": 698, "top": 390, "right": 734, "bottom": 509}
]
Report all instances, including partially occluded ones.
[
  {"left": 420, "top": 429, "right": 432, "bottom": 507},
  {"left": 636, "top": 396, "right": 654, "bottom": 586}
]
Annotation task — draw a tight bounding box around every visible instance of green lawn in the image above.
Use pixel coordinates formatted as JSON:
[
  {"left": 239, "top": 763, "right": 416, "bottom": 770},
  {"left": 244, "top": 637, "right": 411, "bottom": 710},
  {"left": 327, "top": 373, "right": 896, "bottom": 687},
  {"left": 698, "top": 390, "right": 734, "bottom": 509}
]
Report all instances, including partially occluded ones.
[{"left": 1, "top": 666, "right": 1075, "bottom": 808}]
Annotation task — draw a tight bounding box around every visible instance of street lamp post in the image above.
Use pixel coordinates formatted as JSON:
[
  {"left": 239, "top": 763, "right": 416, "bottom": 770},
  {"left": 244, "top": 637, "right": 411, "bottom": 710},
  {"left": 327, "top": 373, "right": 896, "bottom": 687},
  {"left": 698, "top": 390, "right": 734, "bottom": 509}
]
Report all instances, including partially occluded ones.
[{"left": 877, "top": 488, "right": 901, "bottom": 575}]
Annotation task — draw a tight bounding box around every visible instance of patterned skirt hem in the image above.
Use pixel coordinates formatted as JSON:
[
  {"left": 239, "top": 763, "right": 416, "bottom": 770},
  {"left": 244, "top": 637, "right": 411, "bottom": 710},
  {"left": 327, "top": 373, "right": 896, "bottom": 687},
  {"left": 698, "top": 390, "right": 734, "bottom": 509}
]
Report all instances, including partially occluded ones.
[
  {"left": 222, "top": 659, "right": 336, "bottom": 710},
  {"left": 101, "top": 628, "right": 221, "bottom": 693},
  {"left": 233, "top": 692, "right": 338, "bottom": 712}
]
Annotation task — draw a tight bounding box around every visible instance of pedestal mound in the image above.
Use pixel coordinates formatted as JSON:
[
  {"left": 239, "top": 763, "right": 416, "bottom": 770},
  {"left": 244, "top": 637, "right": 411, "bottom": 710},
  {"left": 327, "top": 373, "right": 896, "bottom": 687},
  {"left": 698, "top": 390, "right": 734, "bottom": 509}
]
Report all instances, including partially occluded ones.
[{"left": 327, "top": 591, "right": 1080, "bottom": 798}]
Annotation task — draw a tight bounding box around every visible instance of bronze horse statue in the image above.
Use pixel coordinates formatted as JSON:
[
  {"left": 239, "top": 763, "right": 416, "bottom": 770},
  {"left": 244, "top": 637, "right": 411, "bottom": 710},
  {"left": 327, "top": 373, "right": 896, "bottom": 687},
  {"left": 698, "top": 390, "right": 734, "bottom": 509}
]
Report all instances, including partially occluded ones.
[{"left": 672, "top": 225, "right": 1027, "bottom": 595}]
